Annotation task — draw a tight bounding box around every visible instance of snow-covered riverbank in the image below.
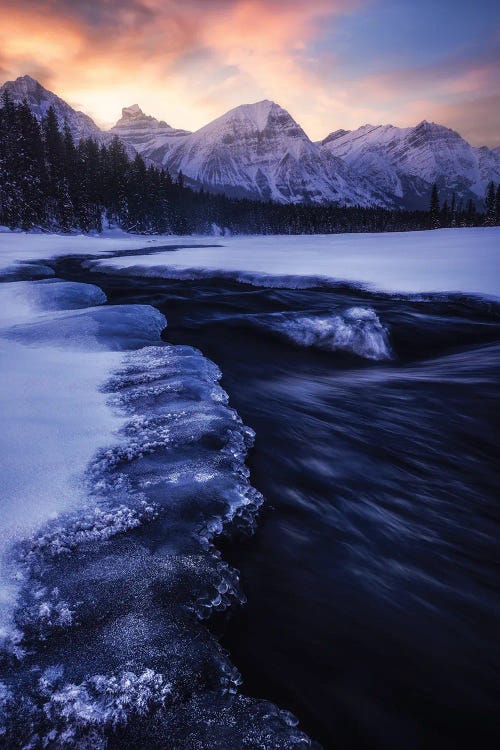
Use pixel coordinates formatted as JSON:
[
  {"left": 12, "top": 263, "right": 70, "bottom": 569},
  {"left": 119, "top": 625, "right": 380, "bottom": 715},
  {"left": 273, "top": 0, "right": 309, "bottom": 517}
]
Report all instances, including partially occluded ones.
[
  {"left": 0, "top": 234, "right": 318, "bottom": 749},
  {"left": 1, "top": 227, "right": 498, "bottom": 748},
  {"left": 89, "top": 227, "right": 500, "bottom": 297},
  {"left": 2, "top": 227, "right": 499, "bottom": 298}
]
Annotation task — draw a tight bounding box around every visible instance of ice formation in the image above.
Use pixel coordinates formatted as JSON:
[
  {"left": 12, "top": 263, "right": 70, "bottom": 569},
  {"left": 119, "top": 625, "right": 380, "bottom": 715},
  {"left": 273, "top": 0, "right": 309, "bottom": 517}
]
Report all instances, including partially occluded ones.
[
  {"left": 0, "top": 248, "right": 317, "bottom": 748},
  {"left": 257, "top": 307, "right": 393, "bottom": 360}
]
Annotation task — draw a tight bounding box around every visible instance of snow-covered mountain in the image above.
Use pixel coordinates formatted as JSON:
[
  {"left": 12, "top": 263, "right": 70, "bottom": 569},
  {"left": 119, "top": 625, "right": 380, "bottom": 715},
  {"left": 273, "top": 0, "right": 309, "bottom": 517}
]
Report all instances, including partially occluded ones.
[
  {"left": 0, "top": 75, "right": 104, "bottom": 142},
  {"left": 321, "top": 122, "right": 500, "bottom": 208},
  {"left": 110, "top": 104, "right": 190, "bottom": 162},
  {"left": 0, "top": 75, "right": 142, "bottom": 158},
  {"left": 2, "top": 74, "right": 498, "bottom": 209},
  {"left": 114, "top": 99, "right": 392, "bottom": 207}
]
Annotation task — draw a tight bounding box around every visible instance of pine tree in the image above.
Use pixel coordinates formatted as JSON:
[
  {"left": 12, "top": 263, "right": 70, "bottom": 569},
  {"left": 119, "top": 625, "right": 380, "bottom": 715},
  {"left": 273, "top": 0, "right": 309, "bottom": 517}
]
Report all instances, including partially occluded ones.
[
  {"left": 441, "top": 199, "right": 449, "bottom": 227},
  {"left": 16, "top": 101, "right": 48, "bottom": 228},
  {"left": 103, "top": 136, "right": 129, "bottom": 227},
  {"left": 0, "top": 90, "right": 22, "bottom": 227},
  {"left": 450, "top": 192, "right": 457, "bottom": 227},
  {"left": 430, "top": 183, "right": 440, "bottom": 229},
  {"left": 63, "top": 125, "right": 79, "bottom": 211},
  {"left": 126, "top": 153, "right": 149, "bottom": 232},
  {"left": 484, "top": 181, "right": 496, "bottom": 226},
  {"left": 77, "top": 139, "right": 103, "bottom": 232},
  {"left": 43, "top": 106, "right": 72, "bottom": 228}
]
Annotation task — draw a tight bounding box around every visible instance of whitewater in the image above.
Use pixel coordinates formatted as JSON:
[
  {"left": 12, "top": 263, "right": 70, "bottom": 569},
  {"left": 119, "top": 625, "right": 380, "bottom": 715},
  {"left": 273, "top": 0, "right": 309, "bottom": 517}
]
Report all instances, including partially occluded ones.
[{"left": 0, "top": 228, "right": 499, "bottom": 749}]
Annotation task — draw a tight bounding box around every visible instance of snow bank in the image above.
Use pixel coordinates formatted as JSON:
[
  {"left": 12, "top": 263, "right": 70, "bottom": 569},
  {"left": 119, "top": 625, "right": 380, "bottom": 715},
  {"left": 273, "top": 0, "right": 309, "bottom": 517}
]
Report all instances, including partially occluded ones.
[
  {"left": 0, "top": 279, "right": 106, "bottom": 326},
  {"left": 90, "top": 228, "right": 500, "bottom": 298},
  {"left": 0, "top": 239, "right": 316, "bottom": 748},
  {"left": 0, "top": 230, "right": 175, "bottom": 276},
  {"left": 0, "top": 277, "right": 166, "bottom": 651},
  {"left": 0, "top": 280, "right": 129, "bottom": 642}
]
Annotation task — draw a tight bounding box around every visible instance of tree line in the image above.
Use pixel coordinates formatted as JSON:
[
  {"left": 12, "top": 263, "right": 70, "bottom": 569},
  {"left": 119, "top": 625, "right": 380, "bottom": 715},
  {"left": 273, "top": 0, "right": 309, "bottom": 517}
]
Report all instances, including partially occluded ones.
[
  {"left": 0, "top": 94, "right": 498, "bottom": 235},
  {"left": 429, "top": 181, "right": 499, "bottom": 229}
]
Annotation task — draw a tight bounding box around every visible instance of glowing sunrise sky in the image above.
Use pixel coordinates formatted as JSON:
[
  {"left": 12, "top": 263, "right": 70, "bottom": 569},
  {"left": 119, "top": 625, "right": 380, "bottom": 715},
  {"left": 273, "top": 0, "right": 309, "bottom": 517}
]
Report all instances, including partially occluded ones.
[{"left": 0, "top": 0, "right": 498, "bottom": 145}]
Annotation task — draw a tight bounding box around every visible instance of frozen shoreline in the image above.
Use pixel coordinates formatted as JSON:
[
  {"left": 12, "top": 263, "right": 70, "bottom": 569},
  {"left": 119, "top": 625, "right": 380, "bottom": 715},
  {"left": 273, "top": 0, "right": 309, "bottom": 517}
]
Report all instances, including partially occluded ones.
[
  {"left": 89, "top": 227, "right": 500, "bottom": 298},
  {"left": 2, "top": 227, "right": 499, "bottom": 299},
  {"left": 0, "top": 235, "right": 318, "bottom": 748}
]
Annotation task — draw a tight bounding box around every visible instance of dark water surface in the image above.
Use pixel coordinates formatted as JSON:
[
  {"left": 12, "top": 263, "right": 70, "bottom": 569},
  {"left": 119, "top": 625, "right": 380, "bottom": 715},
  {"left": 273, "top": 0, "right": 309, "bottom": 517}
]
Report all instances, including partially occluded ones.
[{"left": 56, "top": 257, "right": 500, "bottom": 750}]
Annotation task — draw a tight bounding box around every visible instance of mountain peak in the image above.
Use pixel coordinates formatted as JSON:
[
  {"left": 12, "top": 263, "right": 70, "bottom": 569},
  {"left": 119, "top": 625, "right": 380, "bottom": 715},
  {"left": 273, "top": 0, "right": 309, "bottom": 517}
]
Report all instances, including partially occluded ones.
[
  {"left": 413, "top": 120, "right": 464, "bottom": 142},
  {"left": 2, "top": 74, "right": 44, "bottom": 97},
  {"left": 0, "top": 73, "right": 103, "bottom": 142},
  {"left": 229, "top": 99, "right": 285, "bottom": 130},
  {"left": 197, "top": 99, "right": 306, "bottom": 143},
  {"left": 415, "top": 119, "right": 448, "bottom": 132},
  {"left": 16, "top": 74, "right": 40, "bottom": 86},
  {"left": 415, "top": 119, "right": 434, "bottom": 130},
  {"left": 112, "top": 104, "right": 174, "bottom": 132},
  {"left": 121, "top": 103, "right": 144, "bottom": 120}
]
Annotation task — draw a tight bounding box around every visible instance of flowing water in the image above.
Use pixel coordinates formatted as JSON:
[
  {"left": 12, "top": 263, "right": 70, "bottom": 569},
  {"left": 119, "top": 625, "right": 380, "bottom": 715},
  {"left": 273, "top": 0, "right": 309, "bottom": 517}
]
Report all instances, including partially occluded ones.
[
  {"left": 1, "top": 243, "right": 499, "bottom": 750},
  {"left": 56, "top": 258, "right": 500, "bottom": 750}
]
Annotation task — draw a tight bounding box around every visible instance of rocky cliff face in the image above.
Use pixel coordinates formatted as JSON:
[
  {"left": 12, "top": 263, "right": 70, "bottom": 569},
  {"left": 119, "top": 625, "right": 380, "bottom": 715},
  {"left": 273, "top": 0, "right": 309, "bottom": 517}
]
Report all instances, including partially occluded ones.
[{"left": 110, "top": 103, "right": 190, "bottom": 162}]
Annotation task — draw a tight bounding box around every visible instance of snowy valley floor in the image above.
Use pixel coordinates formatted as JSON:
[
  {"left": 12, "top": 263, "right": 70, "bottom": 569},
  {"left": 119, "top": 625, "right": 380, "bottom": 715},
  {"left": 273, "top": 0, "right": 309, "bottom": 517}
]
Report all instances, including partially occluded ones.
[{"left": 0, "top": 227, "right": 499, "bottom": 749}]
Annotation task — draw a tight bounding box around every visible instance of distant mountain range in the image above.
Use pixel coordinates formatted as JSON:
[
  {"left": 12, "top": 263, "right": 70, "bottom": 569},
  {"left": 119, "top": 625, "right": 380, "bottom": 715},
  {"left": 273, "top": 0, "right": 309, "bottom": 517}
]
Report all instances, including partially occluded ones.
[
  {"left": 320, "top": 123, "right": 500, "bottom": 210},
  {"left": 1, "top": 75, "right": 499, "bottom": 210}
]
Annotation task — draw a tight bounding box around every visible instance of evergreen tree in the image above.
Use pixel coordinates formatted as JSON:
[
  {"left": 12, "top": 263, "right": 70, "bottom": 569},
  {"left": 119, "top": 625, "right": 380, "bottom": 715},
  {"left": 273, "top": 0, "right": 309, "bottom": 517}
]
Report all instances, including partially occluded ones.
[
  {"left": 76, "top": 139, "right": 102, "bottom": 232},
  {"left": 103, "top": 136, "right": 129, "bottom": 227},
  {"left": 20, "top": 100, "right": 48, "bottom": 227},
  {"left": 441, "top": 199, "right": 449, "bottom": 227},
  {"left": 42, "top": 106, "right": 74, "bottom": 228},
  {"left": 126, "top": 153, "right": 149, "bottom": 232},
  {"left": 484, "top": 181, "right": 496, "bottom": 226},
  {"left": 450, "top": 192, "right": 457, "bottom": 227},
  {"left": 429, "top": 183, "right": 440, "bottom": 228},
  {"left": 0, "top": 90, "right": 22, "bottom": 227},
  {"left": 0, "top": 97, "right": 489, "bottom": 236}
]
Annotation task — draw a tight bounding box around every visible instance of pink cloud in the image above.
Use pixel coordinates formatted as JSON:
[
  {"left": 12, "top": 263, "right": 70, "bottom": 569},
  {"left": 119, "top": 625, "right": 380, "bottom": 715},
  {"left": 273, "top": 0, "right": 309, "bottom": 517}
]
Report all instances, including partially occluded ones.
[{"left": 0, "top": 0, "right": 498, "bottom": 146}]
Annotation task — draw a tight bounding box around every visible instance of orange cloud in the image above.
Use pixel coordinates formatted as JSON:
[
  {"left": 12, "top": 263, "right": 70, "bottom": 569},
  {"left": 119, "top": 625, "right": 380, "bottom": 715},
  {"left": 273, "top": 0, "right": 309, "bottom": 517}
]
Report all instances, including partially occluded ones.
[
  {"left": 0, "top": 0, "right": 498, "bottom": 146},
  {"left": 0, "top": 0, "right": 361, "bottom": 131}
]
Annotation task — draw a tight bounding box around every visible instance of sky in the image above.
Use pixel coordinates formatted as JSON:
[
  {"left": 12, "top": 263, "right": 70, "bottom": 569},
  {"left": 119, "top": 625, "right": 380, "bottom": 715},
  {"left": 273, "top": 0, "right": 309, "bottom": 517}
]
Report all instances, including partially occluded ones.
[{"left": 0, "top": 0, "right": 498, "bottom": 146}]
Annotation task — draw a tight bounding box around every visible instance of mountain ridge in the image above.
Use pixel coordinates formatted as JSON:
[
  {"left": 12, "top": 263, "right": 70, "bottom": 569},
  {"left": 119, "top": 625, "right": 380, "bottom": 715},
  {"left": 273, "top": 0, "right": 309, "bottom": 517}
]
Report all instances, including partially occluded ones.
[
  {"left": 1, "top": 75, "right": 498, "bottom": 209},
  {"left": 320, "top": 120, "right": 500, "bottom": 208},
  {"left": 0, "top": 75, "right": 134, "bottom": 158},
  {"left": 109, "top": 99, "right": 395, "bottom": 207}
]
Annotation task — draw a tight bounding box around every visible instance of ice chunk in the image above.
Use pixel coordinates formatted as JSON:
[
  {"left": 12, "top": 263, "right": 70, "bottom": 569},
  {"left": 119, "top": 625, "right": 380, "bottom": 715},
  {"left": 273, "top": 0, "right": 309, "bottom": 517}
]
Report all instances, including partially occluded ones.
[{"left": 260, "top": 307, "right": 393, "bottom": 360}]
